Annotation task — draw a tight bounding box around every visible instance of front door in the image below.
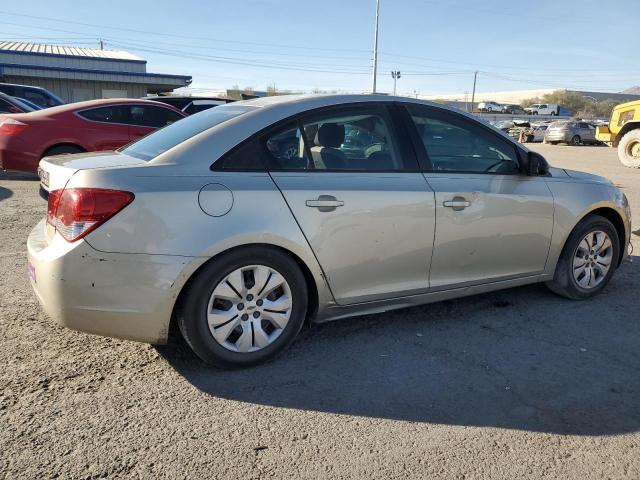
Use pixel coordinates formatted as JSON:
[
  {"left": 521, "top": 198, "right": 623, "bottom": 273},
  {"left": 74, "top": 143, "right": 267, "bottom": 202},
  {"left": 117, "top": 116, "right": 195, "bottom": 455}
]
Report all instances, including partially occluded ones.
[
  {"left": 264, "top": 105, "right": 436, "bottom": 305},
  {"left": 404, "top": 104, "right": 554, "bottom": 289}
]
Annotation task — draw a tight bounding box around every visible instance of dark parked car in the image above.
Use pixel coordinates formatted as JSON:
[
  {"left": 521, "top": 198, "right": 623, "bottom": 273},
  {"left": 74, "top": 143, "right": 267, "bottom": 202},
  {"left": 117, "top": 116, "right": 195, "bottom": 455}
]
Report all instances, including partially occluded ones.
[
  {"left": 501, "top": 104, "right": 526, "bottom": 115},
  {"left": 0, "top": 98, "right": 186, "bottom": 172},
  {"left": 0, "top": 83, "right": 64, "bottom": 108},
  {"left": 145, "top": 96, "right": 233, "bottom": 115},
  {"left": 0, "top": 92, "right": 37, "bottom": 114}
]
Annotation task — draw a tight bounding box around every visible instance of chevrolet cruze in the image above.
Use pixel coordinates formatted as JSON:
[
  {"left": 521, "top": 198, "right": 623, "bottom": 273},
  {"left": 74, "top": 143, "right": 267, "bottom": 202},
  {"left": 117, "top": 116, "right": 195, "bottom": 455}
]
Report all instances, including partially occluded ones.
[{"left": 28, "top": 95, "right": 631, "bottom": 366}]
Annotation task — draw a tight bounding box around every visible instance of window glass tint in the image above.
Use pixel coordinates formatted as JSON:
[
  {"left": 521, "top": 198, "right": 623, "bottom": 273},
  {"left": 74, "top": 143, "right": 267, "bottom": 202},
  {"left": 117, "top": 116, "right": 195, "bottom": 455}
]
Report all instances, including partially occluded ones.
[
  {"left": 408, "top": 105, "right": 520, "bottom": 174},
  {"left": 78, "top": 106, "right": 130, "bottom": 124},
  {"left": 265, "top": 107, "right": 403, "bottom": 171},
  {"left": 0, "top": 98, "right": 15, "bottom": 113},
  {"left": 264, "top": 124, "right": 308, "bottom": 170},
  {"left": 213, "top": 138, "right": 265, "bottom": 170},
  {"left": 129, "top": 105, "right": 183, "bottom": 128},
  {"left": 22, "top": 90, "right": 49, "bottom": 108},
  {"left": 121, "top": 104, "right": 256, "bottom": 161}
]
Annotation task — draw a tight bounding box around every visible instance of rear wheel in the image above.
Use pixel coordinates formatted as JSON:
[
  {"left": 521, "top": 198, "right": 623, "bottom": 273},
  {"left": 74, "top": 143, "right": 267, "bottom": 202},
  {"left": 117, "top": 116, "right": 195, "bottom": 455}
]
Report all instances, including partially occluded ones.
[
  {"left": 546, "top": 215, "right": 619, "bottom": 300},
  {"left": 570, "top": 135, "right": 581, "bottom": 146},
  {"left": 178, "top": 247, "right": 308, "bottom": 367},
  {"left": 42, "top": 144, "right": 84, "bottom": 158},
  {"left": 617, "top": 129, "right": 640, "bottom": 168}
]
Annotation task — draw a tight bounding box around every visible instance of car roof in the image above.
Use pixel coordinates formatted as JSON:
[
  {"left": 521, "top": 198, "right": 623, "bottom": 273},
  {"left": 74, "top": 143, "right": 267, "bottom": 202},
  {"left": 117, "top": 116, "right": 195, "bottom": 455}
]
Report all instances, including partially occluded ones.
[
  {"left": 0, "top": 82, "right": 51, "bottom": 91},
  {"left": 13, "top": 97, "right": 185, "bottom": 117},
  {"left": 150, "top": 94, "right": 526, "bottom": 167}
]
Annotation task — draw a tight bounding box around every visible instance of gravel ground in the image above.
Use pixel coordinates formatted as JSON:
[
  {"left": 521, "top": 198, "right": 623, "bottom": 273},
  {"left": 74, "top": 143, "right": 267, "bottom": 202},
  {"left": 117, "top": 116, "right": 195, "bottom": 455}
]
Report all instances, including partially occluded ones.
[{"left": 1, "top": 144, "right": 639, "bottom": 479}]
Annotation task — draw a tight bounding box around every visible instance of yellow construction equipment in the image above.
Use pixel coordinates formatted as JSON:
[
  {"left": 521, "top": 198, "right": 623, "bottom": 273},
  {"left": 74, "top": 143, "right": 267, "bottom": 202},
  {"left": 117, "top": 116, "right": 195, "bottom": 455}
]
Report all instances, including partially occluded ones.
[{"left": 596, "top": 100, "right": 640, "bottom": 168}]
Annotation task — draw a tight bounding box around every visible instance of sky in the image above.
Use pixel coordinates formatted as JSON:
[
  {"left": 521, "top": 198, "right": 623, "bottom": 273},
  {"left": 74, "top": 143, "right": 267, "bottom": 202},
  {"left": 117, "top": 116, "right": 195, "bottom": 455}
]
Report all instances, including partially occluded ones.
[{"left": 1, "top": 0, "right": 638, "bottom": 96}]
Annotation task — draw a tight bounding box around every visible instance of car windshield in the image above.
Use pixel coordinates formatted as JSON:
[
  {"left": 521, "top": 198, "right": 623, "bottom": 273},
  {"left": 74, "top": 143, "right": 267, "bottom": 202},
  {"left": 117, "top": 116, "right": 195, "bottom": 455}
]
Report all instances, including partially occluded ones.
[
  {"left": 121, "top": 104, "right": 257, "bottom": 161},
  {"left": 550, "top": 121, "right": 569, "bottom": 128}
]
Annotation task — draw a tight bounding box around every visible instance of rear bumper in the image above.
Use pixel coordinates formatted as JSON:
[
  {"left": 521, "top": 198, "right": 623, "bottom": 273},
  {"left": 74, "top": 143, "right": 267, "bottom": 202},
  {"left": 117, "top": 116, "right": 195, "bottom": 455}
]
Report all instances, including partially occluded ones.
[{"left": 27, "top": 218, "right": 198, "bottom": 344}]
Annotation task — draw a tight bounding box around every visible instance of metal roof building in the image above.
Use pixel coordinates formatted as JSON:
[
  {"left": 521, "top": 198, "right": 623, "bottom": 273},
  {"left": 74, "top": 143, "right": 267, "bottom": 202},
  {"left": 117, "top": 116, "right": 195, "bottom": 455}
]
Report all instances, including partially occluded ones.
[{"left": 0, "top": 41, "right": 191, "bottom": 102}]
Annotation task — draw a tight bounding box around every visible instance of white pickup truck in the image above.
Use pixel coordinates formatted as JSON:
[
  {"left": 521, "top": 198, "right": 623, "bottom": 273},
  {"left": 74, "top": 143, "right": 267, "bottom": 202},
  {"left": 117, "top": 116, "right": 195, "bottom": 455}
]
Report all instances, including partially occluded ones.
[{"left": 525, "top": 103, "right": 560, "bottom": 115}]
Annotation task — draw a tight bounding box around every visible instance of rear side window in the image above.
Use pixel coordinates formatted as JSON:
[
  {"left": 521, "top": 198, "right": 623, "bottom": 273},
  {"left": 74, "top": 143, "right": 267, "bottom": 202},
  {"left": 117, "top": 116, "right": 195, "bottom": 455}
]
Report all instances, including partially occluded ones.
[
  {"left": 79, "top": 106, "right": 130, "bottom": 124},
  {"left": 213, "top": 138, "right": 265, "bottom": 171},
  {"left": 122, "top": 104, "right": 256, "bottom": 161},
  {"left": 129, "top": 106, "right": 183, "bottom": 128}
]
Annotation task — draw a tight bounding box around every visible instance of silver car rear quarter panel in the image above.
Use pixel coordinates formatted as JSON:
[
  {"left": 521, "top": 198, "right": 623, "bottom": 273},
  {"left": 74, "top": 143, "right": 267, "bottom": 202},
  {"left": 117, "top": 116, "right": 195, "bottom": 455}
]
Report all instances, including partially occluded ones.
[
  {"left": 27, "top": 219, "right": 199, "bottom": 343},
  {"left": 67, "top": 167, "right": 334, "bottom": 338}
]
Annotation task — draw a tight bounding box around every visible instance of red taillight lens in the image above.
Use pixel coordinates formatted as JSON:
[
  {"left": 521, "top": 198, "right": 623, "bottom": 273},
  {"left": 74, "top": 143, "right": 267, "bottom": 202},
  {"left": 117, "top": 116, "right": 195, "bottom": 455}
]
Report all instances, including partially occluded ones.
[
  {"left": 0, "top": 117, "right": 28, "bottom": 136},
  {"left": 47, "top": 188, "right": 134, "bottom": 242}
]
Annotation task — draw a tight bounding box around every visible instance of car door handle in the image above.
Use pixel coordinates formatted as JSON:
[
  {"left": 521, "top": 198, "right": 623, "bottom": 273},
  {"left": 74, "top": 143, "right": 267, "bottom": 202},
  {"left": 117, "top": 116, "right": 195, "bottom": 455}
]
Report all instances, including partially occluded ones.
[
  {"left": 306, "top": 195, "right": 344, "bottom": 211},
  {"left": 443, "top": 197, "right": 471, "bottom": 211}
]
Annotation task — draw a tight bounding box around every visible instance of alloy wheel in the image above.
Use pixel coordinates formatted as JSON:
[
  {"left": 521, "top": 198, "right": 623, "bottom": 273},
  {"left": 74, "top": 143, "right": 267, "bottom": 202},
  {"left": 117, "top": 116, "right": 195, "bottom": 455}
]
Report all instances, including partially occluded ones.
[
  {"left": 572, "top": 230, "right": 613, "bottom": 289},
  {"left": 206, "top": 265, "right": 293, "bottom": 352}
]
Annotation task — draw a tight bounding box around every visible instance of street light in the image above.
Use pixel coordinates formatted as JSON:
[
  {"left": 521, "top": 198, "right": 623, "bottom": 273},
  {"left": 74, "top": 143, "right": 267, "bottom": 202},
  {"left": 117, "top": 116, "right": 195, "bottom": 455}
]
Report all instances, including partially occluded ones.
[{"left": 391, "top": 70, "right": 401, "bottom": 95}]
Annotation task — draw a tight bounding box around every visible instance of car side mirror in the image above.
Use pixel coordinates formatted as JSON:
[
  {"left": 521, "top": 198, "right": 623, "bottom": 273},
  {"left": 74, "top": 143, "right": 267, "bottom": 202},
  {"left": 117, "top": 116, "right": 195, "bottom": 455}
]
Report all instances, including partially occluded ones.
[{"left": 526, "top": 151, "right": 549, "bottom": 176}]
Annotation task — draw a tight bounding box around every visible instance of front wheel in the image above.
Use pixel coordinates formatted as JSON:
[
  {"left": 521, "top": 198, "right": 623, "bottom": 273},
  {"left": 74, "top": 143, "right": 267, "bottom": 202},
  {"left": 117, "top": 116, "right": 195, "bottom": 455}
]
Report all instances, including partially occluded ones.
[
  {"left": 546, "top": 215, "right": 620, "bottom": 300},
  {"left": 617, "top": 129, "right": 640, "bottom": 168},
  {"left": 178, "top": 247, "right": 308, "bottom": 367}
]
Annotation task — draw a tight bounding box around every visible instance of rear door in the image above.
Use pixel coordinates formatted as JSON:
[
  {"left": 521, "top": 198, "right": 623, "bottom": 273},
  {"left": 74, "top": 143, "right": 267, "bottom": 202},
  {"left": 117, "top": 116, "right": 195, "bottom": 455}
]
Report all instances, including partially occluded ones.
[
  {"left": 578, "top": 122, "right": 596, "bottom": 143},
  {"left": 128, "top": 105, "right": 185, "bottom": 141},
  {"left": 265, "top": 103, "right": 436, "bottom": 305},
  {"left": 403, "top": 103, "right": 554, "bottom": 289},
  {"left": 76, "top": 105, "right": 132, "bottom": 150}
]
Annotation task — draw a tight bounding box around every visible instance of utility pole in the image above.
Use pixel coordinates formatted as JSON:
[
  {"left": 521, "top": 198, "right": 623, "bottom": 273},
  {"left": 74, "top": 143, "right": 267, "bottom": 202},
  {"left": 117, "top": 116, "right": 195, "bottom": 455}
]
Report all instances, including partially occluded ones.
[
  {"left": 99, "top": 38, "right": 104, "bottom": 50},
  {"left": 371, "top": 0, "right": 380, "bottom": 93},
  {"left": 391, "top": 71, "right": 401, "bottom": 95},
  {"left": 470, "top": 71, "right": 478, "bottom": 112}
]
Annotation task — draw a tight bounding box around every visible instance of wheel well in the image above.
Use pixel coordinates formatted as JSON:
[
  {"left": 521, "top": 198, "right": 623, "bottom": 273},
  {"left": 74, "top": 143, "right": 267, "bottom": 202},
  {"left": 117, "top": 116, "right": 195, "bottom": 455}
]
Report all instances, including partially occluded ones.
[
  {"left": 41, "top": 143, "right": 86, "bottom": 158},
  {"left": 168, "top": 244, "right": 320, "bottom": 337},
  {"left": 615, "top": 122, "right": 640, "bottom": 147},
  {"left": 586, "top": 208, "right": 626, "bottom": 266}
]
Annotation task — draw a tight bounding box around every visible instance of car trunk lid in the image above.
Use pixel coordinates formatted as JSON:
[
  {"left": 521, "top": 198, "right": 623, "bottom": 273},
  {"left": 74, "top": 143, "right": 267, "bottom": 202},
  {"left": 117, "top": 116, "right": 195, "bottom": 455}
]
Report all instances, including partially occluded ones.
[
  {"left": 38, "top": 150, "right": 147, "bottom": 193},
  {"left": 38, "top": 151, "right": 147, "bottom": 243}
]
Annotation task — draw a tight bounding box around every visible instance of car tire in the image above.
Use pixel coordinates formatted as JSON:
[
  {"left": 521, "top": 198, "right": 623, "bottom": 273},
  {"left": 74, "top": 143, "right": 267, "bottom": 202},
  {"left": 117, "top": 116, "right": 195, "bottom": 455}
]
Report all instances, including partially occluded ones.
[
  {"left": 617, "top": 129, "right": 640, "bottom": 168},
  {"left": 178, "top": 246, "right": 308, "bottom": 367},
  {"left": 571, "top": 135, "right": 581, "bottom": 146},
  {"left": 487, "top": 107, "right": 492, "bottom": 112},
  {"left": 42, "top": 144, "right": 84, "bottom": 158},
  {"left": 546, "top": 214, "right": 620, "bottom": 300}
]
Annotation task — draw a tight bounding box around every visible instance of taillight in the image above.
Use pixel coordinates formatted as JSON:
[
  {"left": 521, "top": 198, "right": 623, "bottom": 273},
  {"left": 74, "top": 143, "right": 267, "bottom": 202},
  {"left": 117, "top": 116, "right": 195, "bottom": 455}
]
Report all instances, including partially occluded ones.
[
  {"left": 47, "top": 188, "right": 134, "bottom": 242},
  {"left": 0, "top": 118, "right": 28, "bottom": 136}
]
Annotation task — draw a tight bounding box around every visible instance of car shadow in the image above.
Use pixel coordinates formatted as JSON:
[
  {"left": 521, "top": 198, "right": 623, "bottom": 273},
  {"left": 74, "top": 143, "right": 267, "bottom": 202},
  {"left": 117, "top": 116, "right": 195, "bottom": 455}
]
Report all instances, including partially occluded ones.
[
  {"left": 0, "top": 186, "right": 12, "bottom": 202},
  {"left": 0, "top": 171, "right": 38, "bottom": 181},
  {"left": 158, "top": 255, "right": 640, "bottom": 436}
]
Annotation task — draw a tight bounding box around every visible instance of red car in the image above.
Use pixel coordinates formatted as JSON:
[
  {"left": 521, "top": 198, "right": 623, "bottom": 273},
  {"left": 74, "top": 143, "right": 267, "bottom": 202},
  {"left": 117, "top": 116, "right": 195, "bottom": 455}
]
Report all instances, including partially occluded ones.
[{"left": 0, "top": 98, "right": 186, "bottom": 173}]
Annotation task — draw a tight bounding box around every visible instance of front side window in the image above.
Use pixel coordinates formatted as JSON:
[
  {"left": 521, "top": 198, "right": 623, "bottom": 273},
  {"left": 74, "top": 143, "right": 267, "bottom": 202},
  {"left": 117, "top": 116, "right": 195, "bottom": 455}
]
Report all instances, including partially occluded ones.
[
  {"left": 407, "top": 104, "right": 520, "bottom": 174},
  {"left": 618, "top": 110, "right": 634, "bottom": 127},
  {"left": 264, "top": 106, "right": 404, "bottom": 171},
  {"left": 129, "top": 106, "right": 183, "bottom": 128},
  {"left": 78, "top": 106, "right": 130, "bottom": 124}
]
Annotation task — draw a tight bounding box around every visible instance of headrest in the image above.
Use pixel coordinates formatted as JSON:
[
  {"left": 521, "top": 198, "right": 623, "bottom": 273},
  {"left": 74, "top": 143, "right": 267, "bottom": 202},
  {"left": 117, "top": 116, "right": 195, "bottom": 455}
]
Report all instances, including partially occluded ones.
[{"left": 315, "top": 123, "right": 344, "bottom": 148}]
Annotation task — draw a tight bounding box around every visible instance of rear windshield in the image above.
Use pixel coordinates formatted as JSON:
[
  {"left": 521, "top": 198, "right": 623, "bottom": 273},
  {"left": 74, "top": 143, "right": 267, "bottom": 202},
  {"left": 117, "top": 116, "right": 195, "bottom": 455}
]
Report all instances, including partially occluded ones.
[
  {"left": 549, "top": 121, "right": 569, "bottom": 128},
  {"left": 121, "top": 104, "right": 256, "bottom": 160}
]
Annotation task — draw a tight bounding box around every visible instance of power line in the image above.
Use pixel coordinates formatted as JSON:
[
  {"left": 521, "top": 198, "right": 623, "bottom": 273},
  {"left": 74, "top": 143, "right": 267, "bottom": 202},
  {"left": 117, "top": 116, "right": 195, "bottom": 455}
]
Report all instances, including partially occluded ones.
[{"left": 0, "top": 10, "right": 370, "bottom": 53}]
